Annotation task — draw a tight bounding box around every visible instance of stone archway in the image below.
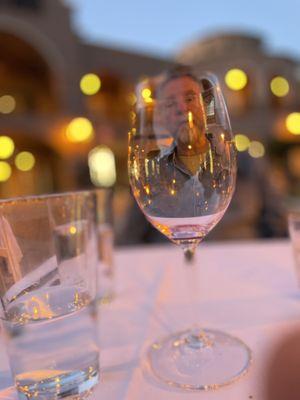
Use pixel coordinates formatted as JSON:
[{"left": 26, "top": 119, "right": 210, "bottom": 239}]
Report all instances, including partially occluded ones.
[
  {"left": 0, "top": 28, "right": 65, "bottom": 196},
  {"left": 0, "top": 14, "right": 66, "bottom": 110},
  {"left": 0, "top": 31, "right": 61, "bottom": 113}
]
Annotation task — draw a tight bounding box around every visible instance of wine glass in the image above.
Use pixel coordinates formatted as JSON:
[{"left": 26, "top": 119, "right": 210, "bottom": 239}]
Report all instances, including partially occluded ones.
[{"left": 128, "top": 66, "right": 252, "bottom": 390}]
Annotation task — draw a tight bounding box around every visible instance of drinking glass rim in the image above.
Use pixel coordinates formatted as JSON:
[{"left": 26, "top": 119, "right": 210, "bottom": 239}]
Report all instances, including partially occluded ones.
[{"left": 0, "top": 190, "right": 93, "bottom": 206}]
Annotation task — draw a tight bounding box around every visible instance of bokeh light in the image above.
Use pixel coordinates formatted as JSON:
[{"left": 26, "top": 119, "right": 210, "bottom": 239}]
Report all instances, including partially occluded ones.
[
  {"left": 142, "top": 88, "right": 151, "bottom": 98},
  {"left": 248, "top": 141, "right": 265, "bottom": 158},
  {"left": 88, "top": 146, "right": 116, "bottom": 187},
  {"left": 225, "top": 69, "right": 248, "bottom": 91},
  {"left": 69, "top": 226, "right": 77, "bottom": 235},
  {"left": 0, "top": 136, "right": 15, "bottom": 159},
  {"left": 15, "top": 152, "right": 35, "bottom": 171},
  {"left": 0, "top": 161, "right": 12, "bottom": 182},
  {"left": 270, "top": 76, "right": 289, "bottom": 97},
  {"left": 80, "top": 73, "right": 101, "bottom": 96},
  {"left": 286, "top": 112, "right": 300, "bottom": 135},
  {"left": 66, "top": 117, "right": 94, "bottom": 143},
  {"left": 0, "top": 95, "right": 16, "bottom": 114},
  {"left": 141, "top": 88, "right": 153, "bottom": 103},
  {"left": 234, "top": 134, "right": 250, "bottom": 151}
]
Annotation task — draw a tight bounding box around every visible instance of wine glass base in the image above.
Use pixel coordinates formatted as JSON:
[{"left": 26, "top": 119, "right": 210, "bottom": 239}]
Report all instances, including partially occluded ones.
[{"left": 148, "top": 328, "right": 252, "bottom": 391}]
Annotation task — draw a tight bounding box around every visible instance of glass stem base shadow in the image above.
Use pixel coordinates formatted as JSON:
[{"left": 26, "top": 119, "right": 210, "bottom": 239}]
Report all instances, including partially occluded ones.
[
  {"left": 148, "top": 251, "right": 252, "bottom": 391},
  {"left": 148, "top": 327, "right": 252, "bottom": 391}
]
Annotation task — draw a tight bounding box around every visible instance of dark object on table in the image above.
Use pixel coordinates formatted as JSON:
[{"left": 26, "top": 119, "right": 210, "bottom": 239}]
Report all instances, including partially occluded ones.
[{"left": 264, "top": 330, "right": 300, "bottom": 400}]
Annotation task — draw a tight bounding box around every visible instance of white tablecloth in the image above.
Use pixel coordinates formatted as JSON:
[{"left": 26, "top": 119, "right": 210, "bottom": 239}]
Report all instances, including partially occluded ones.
[{"left": 1, "top": 240, "right": 299, "bottom": 399}]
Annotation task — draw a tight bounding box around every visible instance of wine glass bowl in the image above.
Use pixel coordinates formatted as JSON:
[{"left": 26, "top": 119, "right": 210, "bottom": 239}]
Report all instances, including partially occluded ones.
[
  {"left": 128, "top": 66, "right": 251, "bottom": 390},
  {"left": 129, "top": 68, "right": 236, "bottom": 253}
]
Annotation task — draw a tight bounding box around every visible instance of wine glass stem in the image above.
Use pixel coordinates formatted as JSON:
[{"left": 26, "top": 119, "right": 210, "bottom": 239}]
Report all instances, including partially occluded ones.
[
  {"left": 184, "top": 247, "right": 195, "bottom": 263},
  {"left": 182, "top": 250, "right": 211, "bottom": 348},
  {"left": 183, "top": 250, "right": 198, "bottom": 326}
]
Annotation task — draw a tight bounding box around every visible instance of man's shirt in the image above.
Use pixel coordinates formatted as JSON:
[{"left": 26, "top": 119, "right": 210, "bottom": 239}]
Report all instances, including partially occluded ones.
[{"left": 143, "top": 141, "right": 235, "bottom": 218}]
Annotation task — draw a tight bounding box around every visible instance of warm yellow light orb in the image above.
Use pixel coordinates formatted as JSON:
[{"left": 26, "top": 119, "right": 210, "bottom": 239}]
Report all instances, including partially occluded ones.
[
  {"left": 69, "top": 226, "right": 77, "bottom": 235},
  {"left": 80, "top": 73, "right": 101, "bottom": 96},
  {"left": 270, "top": 76, "right": 289, "bottom": 97},
  {"left": 286, "top": 112, "right": 300, "bottom": 135},
  {"left": 142, "top": 88, "right": 152, "bottom": 99},
  {"left": 248, "top": 141, "right": 265, "bottom": 158},
  {"left": 0, "top": 95, "right": 16, "bottom": 114},
  {"left": 88, "top": 146, "right": 116, "bottom": 187},
  {"left": 15, "top": 152, "right": 35, "bottom": 171},
  {"left": 234, "top": 134, "right": 250, "bottom": 151},
  {"left": 225, "top": 69, "right": 248, "bottom": 91},
  {"left": 66, "top": 118, "right": 94, "bottom": 143},
  {"left": 0, "top": 136, "right": 15, "bottom": 159},
  {"left": 0, "top": 161, "right": 12, "bottom": 182}
]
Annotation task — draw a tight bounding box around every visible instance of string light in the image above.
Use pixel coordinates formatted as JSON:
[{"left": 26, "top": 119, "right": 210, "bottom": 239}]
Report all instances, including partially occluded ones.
[
  {"left": 225, "top": 69, "right": 248, "bottom": 91},
  {"left": 0, "top": 161, "right": 12, "bottom": 182},
  {"left": 0, "top": 95, "right": 16, "bottom": 114},
  {"left": 80, "top": 73, "right": 101, "bottom": 95},
  {"left": 234, "top": 134, "right": 250, "bottom": 151},
  {"left": 66, "top": 118, "right": 94, "bottom": 143},
  {"left": 286, "top": 112, "right": 300, "bottom": 135},
  {"left": 141, "top": 88, "right": 153, "bottom": 103},
  {"left": 0, "top": 136, "right": 15, "bottom": 159},
  {"left": 270, "top": 76, "right": 289, "bottom": 97},
  {"left": 15, "top": 152, "right": 35, "bottom": 172},
  {"left": 88, "top": 146, "right": 116, "bottom": 187},
  {"left": 248, "top": 141, "right": 265, "bottom": 158}
]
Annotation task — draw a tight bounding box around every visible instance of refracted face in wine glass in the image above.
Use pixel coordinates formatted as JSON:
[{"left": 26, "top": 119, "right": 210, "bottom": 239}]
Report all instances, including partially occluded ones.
[
  {"left": 156, "top": 75, "right": 208, "bottom": 155},
  {"left": 130, "top": 68, "right": 236, "bottom": 224}
]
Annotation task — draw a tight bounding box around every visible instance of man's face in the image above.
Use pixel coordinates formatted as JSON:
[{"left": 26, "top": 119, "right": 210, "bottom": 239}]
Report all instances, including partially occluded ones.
[{"left": 158, "top": 76, "right": 206, "bottom": 138}]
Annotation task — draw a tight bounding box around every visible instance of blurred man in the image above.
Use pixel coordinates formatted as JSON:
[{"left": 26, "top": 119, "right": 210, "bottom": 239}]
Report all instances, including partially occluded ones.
[
  {"left": 154, "top": 68, "right": 210, "bottom": 176},
  {"left": 145, "top": 67, "right": 231, "bottom": 219}
]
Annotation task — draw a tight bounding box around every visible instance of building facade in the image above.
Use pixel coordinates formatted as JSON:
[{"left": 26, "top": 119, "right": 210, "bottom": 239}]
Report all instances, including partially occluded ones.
[
  {"left": 0, "top": 0, "right": 172, "bottom": 198},
  {"left": 177, "top": 33, "right": 300, "bottom": 215},
  {"left": 0, "top": 0, "right": 299, "bottom": 240}
]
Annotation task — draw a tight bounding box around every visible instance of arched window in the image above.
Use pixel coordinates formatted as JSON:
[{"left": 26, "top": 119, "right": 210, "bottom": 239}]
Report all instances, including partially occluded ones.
[{"left": 0, "top": 32, "right": 58, "bottom": 114}]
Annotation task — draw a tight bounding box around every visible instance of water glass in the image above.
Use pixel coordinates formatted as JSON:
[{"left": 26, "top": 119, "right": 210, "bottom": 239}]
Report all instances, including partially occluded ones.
[
  {"left": 94, "top": 189, "right": 115, "bottom": 302},
  {"left": 0, "top": 192, "right": 100, "bottom": 400}
]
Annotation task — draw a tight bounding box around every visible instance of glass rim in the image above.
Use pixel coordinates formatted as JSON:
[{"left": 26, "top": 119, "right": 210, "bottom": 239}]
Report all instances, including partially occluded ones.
[
  {"left": 136, "top": 85, "right": 221, "bottom": 102},
  {"left": 0, "top": 190, "right": 93, "bottom": 206}
]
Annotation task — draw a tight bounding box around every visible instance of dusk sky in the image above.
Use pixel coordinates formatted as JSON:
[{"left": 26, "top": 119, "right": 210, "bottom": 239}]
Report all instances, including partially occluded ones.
[{"left": 65, "top": 0, "right": 300, "bottom": 60}]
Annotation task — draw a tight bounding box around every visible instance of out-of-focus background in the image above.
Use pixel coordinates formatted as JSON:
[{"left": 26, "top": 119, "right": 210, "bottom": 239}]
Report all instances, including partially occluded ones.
[{"left": 0, "top": 0, "right": 299, "bottom": 245}]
